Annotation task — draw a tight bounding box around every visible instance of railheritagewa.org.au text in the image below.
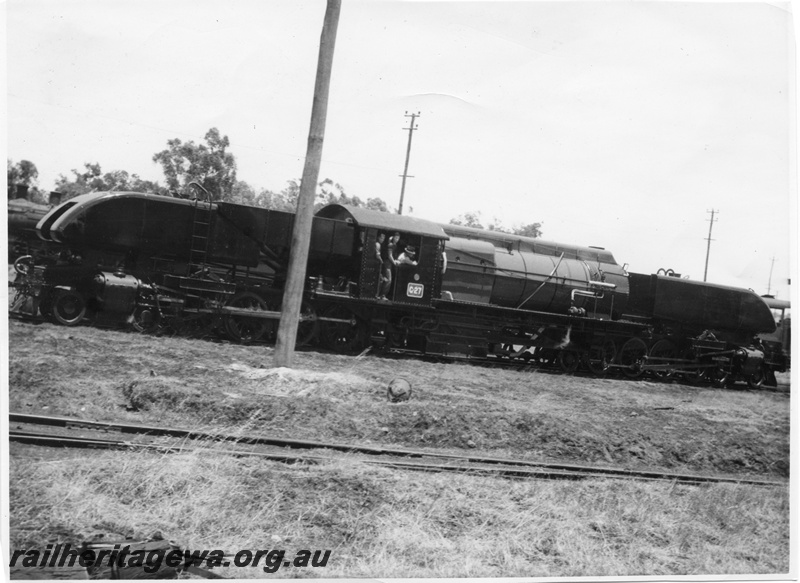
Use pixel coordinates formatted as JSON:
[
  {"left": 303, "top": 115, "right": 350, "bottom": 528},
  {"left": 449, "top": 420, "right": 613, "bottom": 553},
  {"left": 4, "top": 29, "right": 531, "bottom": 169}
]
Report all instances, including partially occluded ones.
[{"left": 10, "top": 544, "right": 331, "bottom": 574}]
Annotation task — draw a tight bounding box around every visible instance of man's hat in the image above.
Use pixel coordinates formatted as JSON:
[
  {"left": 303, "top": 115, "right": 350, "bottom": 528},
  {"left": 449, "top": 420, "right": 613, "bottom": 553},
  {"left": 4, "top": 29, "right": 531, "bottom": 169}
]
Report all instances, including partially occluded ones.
[{"left": 405, "top": 246, "right": 416, "bottom": 255}]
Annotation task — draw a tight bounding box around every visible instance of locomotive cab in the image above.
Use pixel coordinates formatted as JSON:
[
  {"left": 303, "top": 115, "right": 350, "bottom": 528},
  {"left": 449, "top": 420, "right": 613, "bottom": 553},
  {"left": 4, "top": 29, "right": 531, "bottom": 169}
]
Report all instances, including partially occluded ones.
[{"left": 315, "top": 204, "right": 448, "bottom": 306}]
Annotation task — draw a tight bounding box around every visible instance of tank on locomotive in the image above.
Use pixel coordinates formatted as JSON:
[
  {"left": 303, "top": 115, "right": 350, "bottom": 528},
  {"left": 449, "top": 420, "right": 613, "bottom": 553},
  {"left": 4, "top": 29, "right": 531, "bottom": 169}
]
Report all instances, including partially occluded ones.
[{"left": 626, "top": 273, "right": 776, "bottom": 342}]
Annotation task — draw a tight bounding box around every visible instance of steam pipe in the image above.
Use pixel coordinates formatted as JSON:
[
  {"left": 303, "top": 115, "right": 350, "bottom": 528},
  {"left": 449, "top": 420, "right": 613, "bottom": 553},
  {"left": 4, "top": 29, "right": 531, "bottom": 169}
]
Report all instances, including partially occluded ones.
[{"left": 571, "top": 288, "right": 605, "bottom": 303}]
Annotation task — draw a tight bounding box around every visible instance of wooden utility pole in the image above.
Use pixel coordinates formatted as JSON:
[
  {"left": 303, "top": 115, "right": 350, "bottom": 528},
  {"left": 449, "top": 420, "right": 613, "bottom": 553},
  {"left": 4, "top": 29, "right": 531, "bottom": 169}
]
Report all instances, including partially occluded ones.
[
  {"left": 274, "top": 0, "right": 341, "bottom": 367},
  {"left": 767, "top": 256, "right": 775, "bottom": 295},
  {"left": 398, "top": 111, "right": 420, "bottom": 215},
  {"left": 703, "top": 209, "right": 718, "bottom": 282}
]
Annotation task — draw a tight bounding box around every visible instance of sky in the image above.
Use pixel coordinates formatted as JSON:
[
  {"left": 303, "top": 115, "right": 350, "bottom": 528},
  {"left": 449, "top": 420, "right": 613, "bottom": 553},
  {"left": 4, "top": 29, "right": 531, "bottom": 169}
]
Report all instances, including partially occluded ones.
[{"left": 4, "top": 0, "right": 797, "bottom": 301}]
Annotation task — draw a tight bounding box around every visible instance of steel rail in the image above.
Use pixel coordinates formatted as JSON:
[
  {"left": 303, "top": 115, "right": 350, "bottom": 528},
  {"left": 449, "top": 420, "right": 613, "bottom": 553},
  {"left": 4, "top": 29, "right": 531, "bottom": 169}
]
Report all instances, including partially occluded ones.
[
  {"left": 9, "top": 413, "right": 784, "bottom": 487},
  {"left": 9, "top": 429, "right": 782, "bottom": 485}
]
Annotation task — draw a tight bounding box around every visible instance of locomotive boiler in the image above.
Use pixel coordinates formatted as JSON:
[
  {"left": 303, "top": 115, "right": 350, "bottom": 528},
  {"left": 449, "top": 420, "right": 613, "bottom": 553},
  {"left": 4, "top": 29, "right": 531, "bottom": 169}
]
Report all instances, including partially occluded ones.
[{"left": 441, "top": 224, "right": 629, "bottom": 319}]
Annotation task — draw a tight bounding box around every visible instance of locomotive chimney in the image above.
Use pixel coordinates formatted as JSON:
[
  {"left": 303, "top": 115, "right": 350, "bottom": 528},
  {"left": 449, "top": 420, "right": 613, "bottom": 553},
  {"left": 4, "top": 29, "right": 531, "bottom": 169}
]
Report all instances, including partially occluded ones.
[
  {"left": 14, "top": 184, "right": 29, "bottom": 200},
  {"left": 49, "top": 191, "right": 63, "bottom": 206}
]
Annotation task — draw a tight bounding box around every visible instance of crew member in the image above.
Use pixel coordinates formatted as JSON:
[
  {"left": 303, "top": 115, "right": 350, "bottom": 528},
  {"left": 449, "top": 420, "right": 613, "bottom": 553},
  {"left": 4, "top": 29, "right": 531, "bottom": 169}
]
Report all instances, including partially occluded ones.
[
  {"left": 396, "top": 245, "right": 418, "bottom": 266},
  {"left": 378, "top": 233, "right": 399, "bottom": 300}
]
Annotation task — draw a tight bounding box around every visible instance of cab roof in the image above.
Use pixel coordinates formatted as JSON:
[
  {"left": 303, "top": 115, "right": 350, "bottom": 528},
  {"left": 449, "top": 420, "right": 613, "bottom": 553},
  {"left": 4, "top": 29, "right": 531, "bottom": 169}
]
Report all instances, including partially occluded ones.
[{"left": 316, "top": 204, "right": 449, "bottom": 240}]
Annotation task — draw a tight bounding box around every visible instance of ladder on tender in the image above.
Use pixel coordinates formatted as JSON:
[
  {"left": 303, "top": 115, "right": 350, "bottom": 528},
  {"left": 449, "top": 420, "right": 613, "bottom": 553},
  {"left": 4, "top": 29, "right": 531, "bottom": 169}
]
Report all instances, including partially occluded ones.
[{"left": 187, "top": 199, "right": 213, "bottom": 276}]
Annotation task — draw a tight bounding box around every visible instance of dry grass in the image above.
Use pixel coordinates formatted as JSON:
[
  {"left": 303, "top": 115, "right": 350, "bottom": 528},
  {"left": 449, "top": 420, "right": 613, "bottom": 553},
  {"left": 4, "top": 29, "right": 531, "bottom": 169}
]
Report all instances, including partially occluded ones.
[{"left": 8, "top": 447, "right": 790, "bottom": 578}]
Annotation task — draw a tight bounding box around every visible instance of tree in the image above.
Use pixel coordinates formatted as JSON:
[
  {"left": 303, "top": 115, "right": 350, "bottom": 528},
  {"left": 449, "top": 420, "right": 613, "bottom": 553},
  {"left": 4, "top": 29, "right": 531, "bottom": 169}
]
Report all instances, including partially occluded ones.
[
  {"left": 253, "top": 180, "right": 300, "bottom": 212},
  {"left": 315, "top": 178, "right": 358, "bottom": 207},
  {"left": 317, "top": 179, "right": 391, "bottom": 212},
  {"left": 54, "top": 162, "right": 104, "bottom": 199},
  {"left": 7, "top": 159, "right": 46, "bottom": 203},
  {"left": 449, "top": 211, "right": 485, "bottom": 229},
  {"left": 513, "top": 222, "right": 543, "bottom": 239},
  {"left": 253, "top": 178, "right": 391, "bottom": 214},
  {"left": 152, "top": 128, "right": 237, "bottom": 201},
  {"left": 54, "top": 163, "right": 164, "bottom": 200},
  {"left": 450, "top": 210, "right": 543, "bottom": 238},
  {"left": 364, "top": 197, "right": 390, "bottom": 212},
  {"left": 232, "top": 180, "right": 257, "bottom": 205}
]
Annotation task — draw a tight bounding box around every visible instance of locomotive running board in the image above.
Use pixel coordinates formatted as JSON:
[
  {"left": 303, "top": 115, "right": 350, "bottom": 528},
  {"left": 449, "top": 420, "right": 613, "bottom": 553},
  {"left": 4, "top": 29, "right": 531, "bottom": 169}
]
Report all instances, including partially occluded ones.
[{"left": 187, "top": 306, "right": 354, "bottom": 325}]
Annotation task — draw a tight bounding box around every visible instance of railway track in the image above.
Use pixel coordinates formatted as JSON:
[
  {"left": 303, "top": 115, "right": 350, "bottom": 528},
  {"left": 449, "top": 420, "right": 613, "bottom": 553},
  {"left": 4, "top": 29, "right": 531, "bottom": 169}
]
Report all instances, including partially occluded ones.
[{"left": 9, "top": 413, "right": 784, "bottom": 487}]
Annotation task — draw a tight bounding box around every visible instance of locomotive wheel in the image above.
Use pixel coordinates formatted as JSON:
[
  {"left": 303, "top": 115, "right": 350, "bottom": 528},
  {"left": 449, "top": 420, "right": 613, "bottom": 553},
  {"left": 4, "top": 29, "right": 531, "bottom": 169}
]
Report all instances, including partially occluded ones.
[
  {"left": 709, "top": 367, "right": 732, "bottom": 388},
  {"left": 50, "top": 288, "right": 87, "bottom": 326},
  {"left": 38, "top": 293, "right": 53, "bottom": 319},
  {"left": 681, "top": 366, "right": 706, "bottom": 385},
  {"left": 584, "top": 339, "right": 616, "bottom": 375},
  {"left": 224, "top": 291, "right": 270, "bottom": 344},
  {"left": 131, "top": 306, "right": 160, "bottom": 334},
  {"left": 557, "top": 350, "right": 580, "bottom": 374},
  {"left": 388, "top": 329, "right": 408, "bottom": 349},
  {"left": 296, "top": 302, "right": 319, "bottom": 347},
  {"left": 648, "top": 339, "right": 678, "bottom": 380},
  {"left": 679, "top": 349, "right": 708, "bottom": 385},
  {"left": 746, "top": 366, "right": 767, "bottom": 390},
  {"left": 320, "top": 305, "right": 363, "bottom": 354},
  {"left": 682, "top": 370, "right": 706, "bottom": 385},
  {"left": 618, "top": 337, "right": 648, "bottom": 378},
  {"left": 260, "top": 300, "right": 280, "bottom": 344}
]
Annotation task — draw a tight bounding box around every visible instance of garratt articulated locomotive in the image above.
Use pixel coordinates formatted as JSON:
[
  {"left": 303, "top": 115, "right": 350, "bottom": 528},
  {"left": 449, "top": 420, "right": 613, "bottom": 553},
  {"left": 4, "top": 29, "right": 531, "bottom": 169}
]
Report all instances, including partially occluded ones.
[{"left": 8, "top": 190, "right": 784, "bottom": 387}]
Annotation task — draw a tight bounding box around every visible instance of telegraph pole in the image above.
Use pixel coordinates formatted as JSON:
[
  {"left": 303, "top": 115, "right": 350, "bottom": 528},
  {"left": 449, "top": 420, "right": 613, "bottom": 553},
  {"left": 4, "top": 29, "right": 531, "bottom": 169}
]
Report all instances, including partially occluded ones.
[
  {"left": 767, "top": 256, "right": 775, "bottom": 295},
  {"left": 703, "top": 209, "right": 718, "bottom": 282},
  {"left": 398, "top": 111, "right": 420, "bottom": 215},
  {"left": 274, "top": 0, "right": 341, "bottom": 368}
]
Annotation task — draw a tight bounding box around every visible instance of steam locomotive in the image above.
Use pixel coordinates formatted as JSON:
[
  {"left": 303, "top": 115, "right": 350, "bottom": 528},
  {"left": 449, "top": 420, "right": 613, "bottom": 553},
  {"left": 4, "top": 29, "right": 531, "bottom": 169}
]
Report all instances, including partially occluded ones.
[
  {"left": 8, "top": 190, "right": 786, "bottom": 387},
  {"left": 7, "top": 191, "right": 55, "bottom": 260}
]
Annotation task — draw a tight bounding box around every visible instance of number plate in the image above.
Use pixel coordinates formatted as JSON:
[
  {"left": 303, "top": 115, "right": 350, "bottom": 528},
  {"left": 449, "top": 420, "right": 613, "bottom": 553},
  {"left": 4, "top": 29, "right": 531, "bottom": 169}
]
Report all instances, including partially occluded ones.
[{"left": 406, "top": 283, "right": 424, "bottom": 298}]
